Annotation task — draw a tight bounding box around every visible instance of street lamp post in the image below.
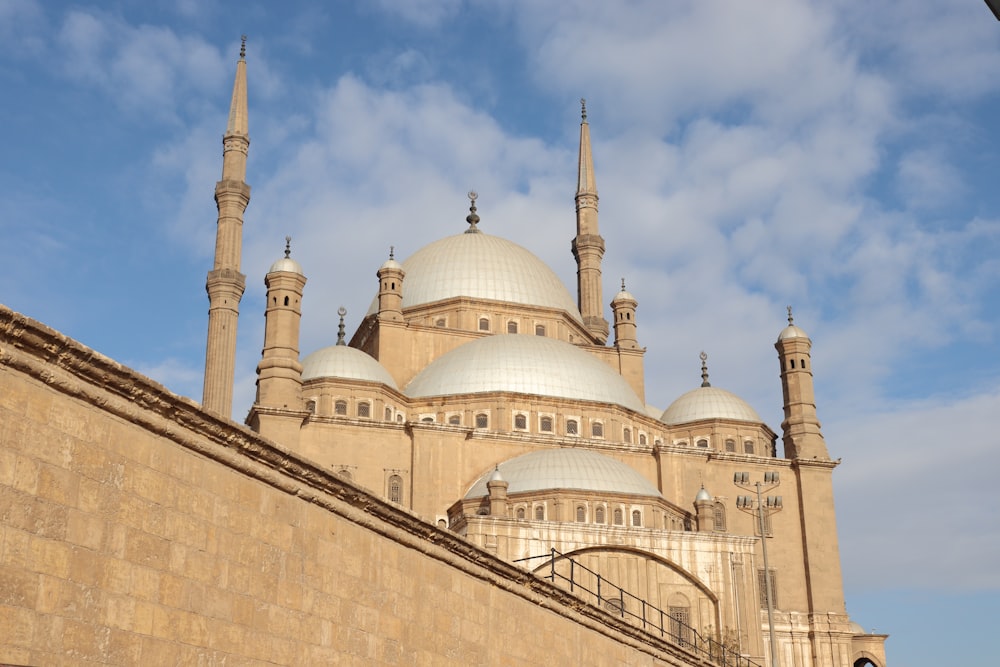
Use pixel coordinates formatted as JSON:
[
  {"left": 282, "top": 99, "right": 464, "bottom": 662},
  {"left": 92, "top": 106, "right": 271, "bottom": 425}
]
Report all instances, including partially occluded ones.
[{"left": 734, "top": 471, "right": 783, "bottom": 667}]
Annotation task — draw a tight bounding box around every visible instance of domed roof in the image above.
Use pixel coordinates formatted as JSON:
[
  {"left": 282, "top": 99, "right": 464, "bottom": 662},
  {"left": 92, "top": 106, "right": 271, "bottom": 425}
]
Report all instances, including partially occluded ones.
[
  {"left": 695, "top": 486, "right": 712, "bottom": 502},
  {"left": 777, "top": 324, "right": 809, "bottom": 341},
  {"left": 465, "top": 448, "right": 662, "bottom": 499},
  {"left": 366, "top": 232, "right": 583, "bottom": 322},
  {"left": 404, "top": 334, "right": 645, "bottom": 413},
  {"left": 301, "top": 345, "right": 398, "bottom": 389},
  {"left": 268, "top": 256, "right": 303, "bottom": 275},
  {"left": 660, "top": 386, "right": 761, "bottom": 424}
]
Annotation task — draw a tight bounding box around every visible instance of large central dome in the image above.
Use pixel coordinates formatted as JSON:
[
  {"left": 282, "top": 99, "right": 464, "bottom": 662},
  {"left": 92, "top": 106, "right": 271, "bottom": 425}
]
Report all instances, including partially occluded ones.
[
  {"left": 367, "top": 232, "right": 583, "bottom": 322},
  {"left": 404, "top": 334, "right": 645, "bottom": 412}
]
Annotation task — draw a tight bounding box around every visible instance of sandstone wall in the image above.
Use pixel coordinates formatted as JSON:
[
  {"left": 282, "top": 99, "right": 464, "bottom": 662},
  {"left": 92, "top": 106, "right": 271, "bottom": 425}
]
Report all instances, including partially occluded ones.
[{"left": 0, "top": 307, "right": 706, "bottom": 666}]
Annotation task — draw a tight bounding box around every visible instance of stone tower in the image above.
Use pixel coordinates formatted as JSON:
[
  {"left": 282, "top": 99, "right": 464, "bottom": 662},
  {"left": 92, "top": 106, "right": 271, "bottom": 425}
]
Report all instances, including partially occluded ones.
[
  {"left": 572, "top": 99, "right": 609, "bottom": 344},
  {"left": 775, "top": 307, "right": 828, "bottom": 460},
  {"left": 611, "top": 279, "right": 639, "bottom": 350},
  {"left": 202, "top": 38, "right": 251, "bottom": 417},
  {"left": 250, "top": 238, "right": 307, "bottom": 444}
]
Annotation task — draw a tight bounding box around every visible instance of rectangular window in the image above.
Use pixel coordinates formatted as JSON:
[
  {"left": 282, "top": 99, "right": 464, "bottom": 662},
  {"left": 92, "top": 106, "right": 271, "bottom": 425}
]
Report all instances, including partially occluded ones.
[
  {"left": 668, "top": 607, "right": 691, "bottom": 645},
  {"left": 757, "top": 568, "right": 778, "bottom": 609}
]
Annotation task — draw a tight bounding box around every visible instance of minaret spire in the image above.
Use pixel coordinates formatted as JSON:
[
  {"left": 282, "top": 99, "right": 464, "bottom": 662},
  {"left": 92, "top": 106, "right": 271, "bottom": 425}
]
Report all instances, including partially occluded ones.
[
  {"left": 203, "top": 37, "right": 251, "bottom": 417},
  {"left": 572, "top": 98, "right": 609, "bottom": 343}
]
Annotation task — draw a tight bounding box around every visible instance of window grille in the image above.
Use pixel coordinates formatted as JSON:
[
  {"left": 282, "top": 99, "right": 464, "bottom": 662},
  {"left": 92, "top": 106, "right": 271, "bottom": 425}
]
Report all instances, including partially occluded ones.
[
  {"left": 514, "top": 414, "right": 527, "bottom": 429},
  {"left": 534, "top": 505, "right": 544, "bottom": 520},
  {"left": 448, "top": 415, "right": 461, "bottom": 425},
  {"left": 697, "top": 439, "right": 708, "bottom": 448},
  {"left": 757, "top": 569, "right": 778, "bottom": 609},
  {"left": 384, "top": 406, "right": 392, "bottom": 420},
  {"left": 668, "top": 606, "right": 691, "bottom": 645},
  {"left": 639, "top": 433, "right": 647, "bottom": 445},
  {"left": 725, "top": 439, "right": 736, "bottom": 452},
  {"left": 623, "top": 428, "right": 631, "bottom": 443},
  {"left": 566, "top": 419, "right": 578, "bottom": 435},
  {"left": 516, "top": 507, "right": 525, "bottom": 520},
  {"left": 592, "top": 422, "right": 604, "bottom": 438},
  {"left": 334, "top": 400, "right": 348, "bottom": 415},
  {"left": 576, "top": 506, "right": 586, "bottom": 522},
  {"left": 388, "top": 475, "right": 403, "bottom": 504},
  {"left": 478, "top": 317, "right": 490, "bottom": 331},
  {"left": 357, "top": 402, "right": 370, "bottom": 418},
  {"left": 306, "top": 400, "right": 316, "bottom": 414},
  {"left": 713, "top": 503, "right": 726, "bottom": 532},
  {"left": 539, "top": 416, "right": 553, "bottom": 432},
  {"left": 507, "top": 321, "right": 518, "bottom": 333},
  {"left": 631, "top": 510, "right": 642, "bottom": 527},
  {"left": 475, "top": 413, "right": 488, "bottom": 428},
  {"left": 744, "top": 440, "right": 755, "bottom": 454},
  {"left": 613, "top": 508, "right": 624, "bottom": 525},
  {"left": 595, "top": 507, "right": 605, "bottom": 524},
  {"left": 535, "top": 324, "right": 545, "bottom": 336}
]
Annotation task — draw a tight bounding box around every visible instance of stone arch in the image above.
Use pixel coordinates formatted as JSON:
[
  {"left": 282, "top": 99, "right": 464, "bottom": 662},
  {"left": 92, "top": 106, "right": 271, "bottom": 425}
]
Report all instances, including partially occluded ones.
[
  {"left": 532, "top": 546, "right": 721, "bottom": 638},
  {"left": 853, "top": 653, "right": 882, "bottom": 667}
]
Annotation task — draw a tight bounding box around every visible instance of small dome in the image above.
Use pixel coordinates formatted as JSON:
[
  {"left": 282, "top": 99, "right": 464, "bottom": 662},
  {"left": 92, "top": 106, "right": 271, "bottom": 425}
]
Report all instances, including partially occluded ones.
[
  {"left": 379, "top": 257, "right": 403, "bottom": 272},
  {"left": 695, "top": 486, "right": 712, "bottom": 502},
  {"left": 301, "top": 346, "right": 398, "bottom": 389},
  {"left": 465, "top": 449, "right": 662, "bottom": 499},
  {"left": 849, "top": 621, "right": 867, "bottom": 635},
  {"left": 404, "top": 335, "right": 645, "bottom": 413},
  {"left": 488, "top": 468, "right": 504, "bottom": 483},
  {"left": 268, "top": 256, "right": 303, "bottom": 275},
  {"left": 777, "top": 324, "right": 809, "bottom": 341},
  {"left": 661, "top": 386, "right": 761, "bottom": 424},
  {"left": 367, "top": 232, "right": 583, "bottom": 323}
]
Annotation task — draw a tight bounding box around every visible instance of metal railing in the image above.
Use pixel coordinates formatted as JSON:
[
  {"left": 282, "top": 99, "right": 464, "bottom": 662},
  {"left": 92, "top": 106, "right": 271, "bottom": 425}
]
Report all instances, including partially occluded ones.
[{"left": 515, "top": 549, "right": 761, "bottom": 667}]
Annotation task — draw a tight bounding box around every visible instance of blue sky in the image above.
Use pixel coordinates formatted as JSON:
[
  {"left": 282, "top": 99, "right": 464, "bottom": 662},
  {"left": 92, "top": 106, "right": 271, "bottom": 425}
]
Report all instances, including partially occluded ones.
[{"left": 2, "top": 1, "right": 999, "bottom": 664}]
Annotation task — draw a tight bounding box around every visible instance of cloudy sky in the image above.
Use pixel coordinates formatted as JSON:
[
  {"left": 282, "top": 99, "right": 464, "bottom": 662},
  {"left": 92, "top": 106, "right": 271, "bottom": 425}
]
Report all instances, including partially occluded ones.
[{"left": 1, "top": 1, "right": 998, "bottom": 663}]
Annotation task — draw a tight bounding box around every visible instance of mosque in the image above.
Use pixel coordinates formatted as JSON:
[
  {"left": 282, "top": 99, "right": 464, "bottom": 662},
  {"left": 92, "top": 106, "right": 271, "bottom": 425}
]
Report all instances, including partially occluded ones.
[{"left": 0, "top": 44, "right": 888, "bottom": 666}]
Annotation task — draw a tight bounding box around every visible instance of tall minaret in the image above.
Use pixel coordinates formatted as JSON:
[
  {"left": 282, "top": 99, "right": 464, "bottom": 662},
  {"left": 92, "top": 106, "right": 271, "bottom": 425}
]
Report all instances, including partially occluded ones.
[
  {"left": 203, "top": 37, "right": 251, "bottom": 417},
  {"left": 572, "top": 99, "right": 609, "bottom": 344}
]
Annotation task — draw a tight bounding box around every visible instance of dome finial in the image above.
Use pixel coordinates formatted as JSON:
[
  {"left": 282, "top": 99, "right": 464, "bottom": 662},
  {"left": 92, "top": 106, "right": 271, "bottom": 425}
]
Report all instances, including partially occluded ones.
[
  {"left": 389, "top": 245, "right": 395, "bottom": 260},
  {"left": 336, "top": 306, "right": 347, "bottom": 346},
  {"left": 621, "top": 277, "right": 626, "bottom": 291},
  {"left": 700, "top": 351, "right": 711, "bottom": 387},
  {"left": 284, "top": 235, "right": 291, "bottom": 259},
  {"left": 465, "top": 191, "right": 481, "bottom": 233},
  {"left": 580, "top": 98, "right": 587, "bottom": 122},
  {"left": 240, "top": 35, "right": 247, "bottom": 60},
  {"left": 787, "top": 305, "right": 794, "bottom": 325}
]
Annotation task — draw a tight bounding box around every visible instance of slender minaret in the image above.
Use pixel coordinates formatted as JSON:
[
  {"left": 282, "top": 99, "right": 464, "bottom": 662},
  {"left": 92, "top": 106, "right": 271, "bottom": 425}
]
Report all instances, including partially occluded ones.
[
  {"left": 203, "top": 37, "right": 251, "bottom": 417},
  {"left": 255, "top": 237, "right": 306, "bottom": 411},
  {"left": 376, "top": 246, "right": 405, "bottom": 322},
  {"left": 572, "top": 99, "right": 609, "bottom": 344}
]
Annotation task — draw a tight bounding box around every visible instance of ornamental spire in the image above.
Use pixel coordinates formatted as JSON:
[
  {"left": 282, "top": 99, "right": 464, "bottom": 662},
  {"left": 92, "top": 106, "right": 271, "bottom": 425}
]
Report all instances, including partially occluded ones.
[
  {"left": 572, "top": 98, "right": 608, "bottom": 343},
  {"left": 464, "top": 191, "right": 481, "bottom": 233},
  {"left": 336, "top": 307, "right": 347, "bottom": 345},
  {"left": 576, "top": 98, "right": 597, "bottom": 199},
  {"left": 700, "top": 351, "right": 711, "bottom": 387},
  {"left": 226, "top": 36, "right": 249, "bottom": 138}
]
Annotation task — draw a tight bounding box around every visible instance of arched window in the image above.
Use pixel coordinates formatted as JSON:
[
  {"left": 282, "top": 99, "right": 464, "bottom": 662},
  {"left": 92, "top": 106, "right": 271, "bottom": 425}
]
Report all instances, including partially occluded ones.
[
  {"left": 384, "top": 406, "right": 392, "bottom": 420},
  {"left": 514, "top": 414, "right": 527, "bottom": 429},
  {"left": 576, "top": 506, "right": 586, "bottom": 522},
  {"left": 592, "top": 422, "right": 604, "bottom": 438},
  {"left": 435, "top": 318, "right": 446, "bottom": 327},
  {"left": 539, "top": 416, "right": 553, "bottom": 432},
  {"left": 475, "top": 413, "right": 488, "bottom": 428},
  {"left": 507, "top": 321, "right": 518, "bottom": 334},
  {"left": 535, "top": 324, "right": 545, "bottom": 336},
  {"left": 713, "top": 502, "right": 726, "bottom": 532},
  {"left": 696, "top": 439, "right": 708, "bottom": 448},
  {"left": 420, "top": 416, "right": 434, "bottom": 423},
  {"left": 478, "top": 317, "right": 490, "bottom": 331},
  {"left": 757, "top": 569, "right": 778, "bottom": 609},
  {"left": 613, "top": 508, "right": 624, "bottom": 526},
  {"left": 566, "top": 419, "right": 579, "bottom": 435},
  {"left": 306, "top": 400, "right": 316, "bottom": 414},
  {"left": 638, "top": 433, "right": 647, "bottom": 445},
  {"left": 334, "top": 400, "right": 348, "bottom": 416},
  {"left": 535, "top": 505, "right": 544, "bottom": 520},
  {"left": 283, "top": 296, "right": 289, "bottom": 306},
  {"left": 448, "top": 415, "right": 461, "bottom": 425},
  {"left": 790, "top": 359, "right": 796, "bottom": 369},
  {"left": 725, "top": 439, "right": 736, "bottom": 452},
  {"left": 396, "top": 413, "right": 404, "bottom": 423},
  {"left": 623, "top": 428, "right": 632, "bottom": 443},
  {"left": 631, "top": 510, "right": 642, "bottom": 527},
  {"left": 595, "top": 507, "right": 605, "bottom": 524},
  {"left": 357, "top": 402, "right": 370, "bottom": 418},
  {"left": 336, "top": 469, "right": 352, "bottom": 481},
  {"left": 388, "top": 475, "right": 403, "bottom": 504},
  {"left": 516, "top": 507, "right": 526, "bottom": 520},
  {"left": 744, "top": 440, "right": 755, "bottom": 455}
]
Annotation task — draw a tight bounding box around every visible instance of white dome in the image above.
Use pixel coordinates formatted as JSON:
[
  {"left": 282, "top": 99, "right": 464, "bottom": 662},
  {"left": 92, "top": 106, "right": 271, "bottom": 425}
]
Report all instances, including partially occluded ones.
[
  {"left": 367, "top": 232, "right": 583, "bottom": 322},
  {"left": 465, "top": 449, "right": 662, "bottom": 499},
  {"left": 404, "top": 335, "right": 645, "bottom": 413},
  {"left": 660, "top": 386, "right": 761, "bottom": 424},
  {"left": 301, "top": 345, "right": 398, "bottom": 389},
  {"left": 268, "top": 256, "right": 303, "bottom": 274}
]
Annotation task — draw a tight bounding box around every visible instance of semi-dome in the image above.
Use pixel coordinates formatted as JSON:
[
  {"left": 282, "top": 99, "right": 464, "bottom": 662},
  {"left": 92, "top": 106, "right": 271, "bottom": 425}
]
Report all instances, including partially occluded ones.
[
  {"left": 404, "top": 334, "right": 645, "bottom": 413},
  {"left": 301, "top": 345, "right": 398, "bottom": 389},
  {"left": 367, "top": 232, "right": 583, "bottom": 322},
  {"left": 660, "top": 386, "right": 761, "bottom": 424},
  {"left": 465, "top": 448, "right": 662, "bottom": 499}
]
